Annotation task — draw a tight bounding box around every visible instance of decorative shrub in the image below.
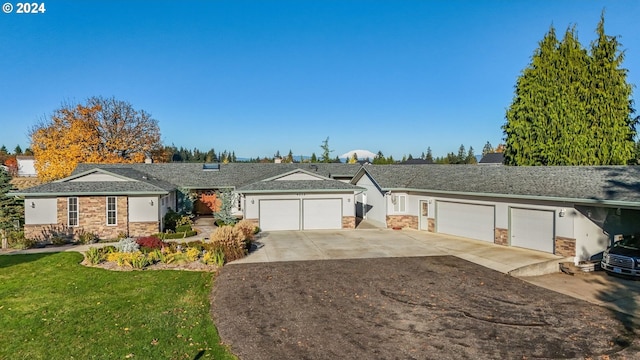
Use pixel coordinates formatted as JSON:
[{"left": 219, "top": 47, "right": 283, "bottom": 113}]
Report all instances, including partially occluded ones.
[
  {"left": 163, "top": 209, "right": 181, "bottom": 231},
  {"left": 235, "top": 220, "right": 256, "bottom": 243},
  {"left": 156, "top": 230, "right": 197, "bottom": 240},
  {"left": 185, "top": 247, "right": 200, "bottom": 262},
  {"left": 210, "top": 225, "right": 246, "bottom": 262},
  {"left": 186, "top": 241, "right": 204, "bottom": 251},
  {"left": 135, "top": 236, "right": 166, "bottom": 250},
  {"left": 7, "top": 231, "right": 35, "bottom": 249},
  {"left": 129, "top": 252, "right": 150, "bottom": 269},
  {"left": 100, "top": 245, "right": 117, "bottom": 254},
  {"left": 115, "top": 238, "right": 139, "bottom": 253},
  {"left": 85, "top": 247, "right": 103, "bottom": 265},
  {"left": 77, "top": 230, "right": 99, "bottom": 245},
  {"left": 176, "top": 215, "right": 193, "bottom": 228},
  {"left": 202, "top": 248, "right": 224, "bottom": 266},
  {"left": 175, "top": 224, "right": 192, "bottom": 233}
]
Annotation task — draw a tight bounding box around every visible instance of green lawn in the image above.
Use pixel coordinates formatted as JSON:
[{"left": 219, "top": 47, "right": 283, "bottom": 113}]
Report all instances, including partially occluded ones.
[{"left": 0, "top": 252, "right": 236, "bottom": 360}]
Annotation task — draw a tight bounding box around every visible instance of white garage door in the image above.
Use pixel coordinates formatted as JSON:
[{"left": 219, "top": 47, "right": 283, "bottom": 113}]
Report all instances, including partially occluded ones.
[
  {"left": 303, "top": 199, "right": 342, "bottom": 230},
  {"left": 259, "top": 200, "right": 300, "bottom": 231},
  {"left": 510, "top": 208, "right": 555, "bottom": 253},
  {"left": 436, "top": 201, "right": 495, "bottom": 242}
]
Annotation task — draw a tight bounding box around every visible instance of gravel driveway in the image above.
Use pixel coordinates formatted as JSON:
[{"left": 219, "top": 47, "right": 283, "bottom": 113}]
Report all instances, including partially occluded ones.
[{"left": 211, "top": 256, "right": 638, "bottom": 359}]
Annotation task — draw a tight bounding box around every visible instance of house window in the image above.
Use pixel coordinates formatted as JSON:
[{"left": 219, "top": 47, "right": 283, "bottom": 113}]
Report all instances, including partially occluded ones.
[
  {"left": 68, "top": 197, "right": 79, "bottom": 227},
  {"left": 393, "top": 195, "right": 406, "bottom": 213},
  {"left": 107, "top": 196, "right": 117, "bottom": 225}
]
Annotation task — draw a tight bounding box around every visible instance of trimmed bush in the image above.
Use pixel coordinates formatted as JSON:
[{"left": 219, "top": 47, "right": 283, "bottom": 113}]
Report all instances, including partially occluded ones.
[
  {"left": 235, "top": 220, "right": 256, "bottom": 243},
  {"left": 175, "top": 224, "right": 192, "bottom": 233},
  {"left": 136, "top": 236, "right": 166, "bottom": 250},
  {"left": 156, "top": 230, "right": 197, "bottom": 240}
]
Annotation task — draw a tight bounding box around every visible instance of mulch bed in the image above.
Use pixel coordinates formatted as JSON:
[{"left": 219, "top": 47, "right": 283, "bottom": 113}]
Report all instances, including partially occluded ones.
[
  {"left": 211, "top": 256, "right": 639, "bottom": 360},
  {"left": 82, "top": 260, "right": 219, "bottom": 272}
]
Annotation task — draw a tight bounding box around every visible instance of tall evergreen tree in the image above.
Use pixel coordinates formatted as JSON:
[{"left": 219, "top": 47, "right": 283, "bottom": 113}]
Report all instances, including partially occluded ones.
[
  {"left": 482, "top": 141, "right": 494, "bottom": 157},
  {"left": 465, "top": 147, "right": 477, "bottom": 164},
  {"left": 425, "top": 147, "right": 433, "bottom": 163},
  {"left": 0, "top": 168, "right": 23, "bottom": 248},
  {"left": 456, "top": 144, "right": 466, "bottom": 164},
  {"left": 320, "top": 137, "right": 333, "bottom": 163},
  {"left": 504, "top": 16, "right": 636, "bottom": 165}
]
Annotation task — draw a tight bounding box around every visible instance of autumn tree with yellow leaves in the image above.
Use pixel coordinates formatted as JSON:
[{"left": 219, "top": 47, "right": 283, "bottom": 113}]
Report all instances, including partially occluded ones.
[{"left": 30, "top": 96, "right": 162, "bottom": 182}]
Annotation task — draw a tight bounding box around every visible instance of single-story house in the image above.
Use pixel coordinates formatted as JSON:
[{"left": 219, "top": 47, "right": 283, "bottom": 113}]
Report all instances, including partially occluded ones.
[
  {"left": 9, "top": 163, "right": 363, "bottom": 239},
  {"left": 351, "top": 164, "right": 640, "bottom": 262}
]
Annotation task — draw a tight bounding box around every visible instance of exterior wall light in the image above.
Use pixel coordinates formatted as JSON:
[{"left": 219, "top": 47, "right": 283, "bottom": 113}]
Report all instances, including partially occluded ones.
[
  {"left": 251, "top": 199, "right": 255, "bottom": 204},
  {"left": 31, "top": 201, "right": 35, "bottom": 208},
  {"left": 559, "top": 209, "right": 566, "bottom": 217},
  {"left": 149, "top": 200, "right": 154, "bottom": 206}
]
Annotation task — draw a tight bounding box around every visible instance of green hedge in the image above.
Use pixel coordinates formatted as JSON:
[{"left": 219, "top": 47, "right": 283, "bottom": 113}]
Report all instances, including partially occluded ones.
[
  {"left": 175, "top": 224, "right": 192, "bottom": 233},
  {"left": 154, "top": 230, "right": 197, "bottom": 240}
]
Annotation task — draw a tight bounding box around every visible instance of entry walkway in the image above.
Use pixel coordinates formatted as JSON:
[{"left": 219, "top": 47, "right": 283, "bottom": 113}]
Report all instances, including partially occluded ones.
[{"left": 233, "top": 228, "right": 565, "bottom": 275}]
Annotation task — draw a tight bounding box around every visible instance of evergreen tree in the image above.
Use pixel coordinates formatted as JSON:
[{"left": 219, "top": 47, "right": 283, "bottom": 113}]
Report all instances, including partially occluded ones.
[
  {"left": 425, "top": 147, "right": 433, "bottom": 163},
  {"left": 320, "top": 137, "right": 333, "bottom": 163},
  {"left": 285, "top": 150, "right": 294, "bottom": 163},
  {"left": 482, "top": 142, "right": 494, "bottom": 157},
  {"left": 456, "top": 144, "right": 466, "bottom": 164},
  {"left": 310, "top": 153, "right": 318, "bottom": 163},
  {"left": 504, "top": 16, "right": 636, "bottom": 165},
  {"left": 24, "top": 148, "right": 34, "bottom": 156},
  {"left": 465, "top": 146, "right": 477, "bottom": 164},
  {"left": 13, "top": 145, "right": 22, "bottom": 155},
  {"left": 0, "top": 168, "right": 23, "bottom": 248}
]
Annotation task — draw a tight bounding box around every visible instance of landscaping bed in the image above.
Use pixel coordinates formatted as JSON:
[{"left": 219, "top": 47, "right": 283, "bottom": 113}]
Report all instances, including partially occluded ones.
[{"left": 212, "top": 256, "right": 639, "bottom": 360}]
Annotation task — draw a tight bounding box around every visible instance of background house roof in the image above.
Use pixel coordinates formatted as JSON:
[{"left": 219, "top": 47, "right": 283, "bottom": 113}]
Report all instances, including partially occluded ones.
[
  {"left": 72, "top": 163, "right": 362, "bottom": 189},
  {"left": 357, "top": 164, "right": 640, "bottom": 204},
  {"left": 237, "top": 179, "right": 363, "bottom": 193},
  {"left": 478, "top": 153, "right": 504, "bottom": 164}
]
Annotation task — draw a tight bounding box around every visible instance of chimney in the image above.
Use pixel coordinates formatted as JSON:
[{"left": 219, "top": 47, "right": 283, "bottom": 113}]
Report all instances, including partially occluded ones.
[{"left": 144, "top": 157, "right": 153, "bottom": 164}]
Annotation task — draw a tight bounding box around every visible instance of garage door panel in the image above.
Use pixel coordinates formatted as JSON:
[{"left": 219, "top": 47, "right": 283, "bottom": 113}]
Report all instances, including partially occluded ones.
[
  {"left": 259, "top": 200, "right": 300, "bottom": 231},
  {"left": 437, "top": 201, "right": 495, "bottom": 242},
  {"left": 303, "top": 199, "right": 342, "bottom": 230},
  {"left": 511, "top": 208, "right": 554, "bottom": 253}
]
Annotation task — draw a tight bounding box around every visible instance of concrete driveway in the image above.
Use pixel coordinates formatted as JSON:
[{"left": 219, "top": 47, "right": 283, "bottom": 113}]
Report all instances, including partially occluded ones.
[{"left": 233, "top": 228, "right": 565, "bottom": 275}]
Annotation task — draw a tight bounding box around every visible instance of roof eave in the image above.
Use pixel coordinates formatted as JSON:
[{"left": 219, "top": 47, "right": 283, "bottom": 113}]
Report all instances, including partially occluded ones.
[
  {"left": 9, "top": 191, "right": 169, "bottom": 197},
  {"left": 382, "top": 187, "right": 640, "bottom": 208}
]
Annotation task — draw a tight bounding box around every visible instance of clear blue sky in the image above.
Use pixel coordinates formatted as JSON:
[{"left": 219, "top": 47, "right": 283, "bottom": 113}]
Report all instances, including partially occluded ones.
[{"left": 1, "top": 1, "right": 639, "bottom": 159}]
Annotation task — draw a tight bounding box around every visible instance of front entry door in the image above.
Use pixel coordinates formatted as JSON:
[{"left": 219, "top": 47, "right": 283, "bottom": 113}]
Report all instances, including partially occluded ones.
[{"left": 419, "top": 200, "right": 429, "bottom": 230}]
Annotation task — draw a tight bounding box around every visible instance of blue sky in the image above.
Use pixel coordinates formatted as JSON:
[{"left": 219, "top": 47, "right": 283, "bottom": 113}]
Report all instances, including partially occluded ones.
[{"left": 1, "top": 1, "right": 639, "bottom": 159}]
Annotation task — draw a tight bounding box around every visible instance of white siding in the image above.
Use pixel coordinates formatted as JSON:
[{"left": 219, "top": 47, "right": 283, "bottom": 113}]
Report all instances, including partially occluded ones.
[
  {"left": 129, "top": 196, "right": 159, "bottom": 222},
  {"left": 17, "top": 158, "right": 36, "bottom": 177},
  {"left": 573, "top": 212, "right": 610, "bottom": 262},
  {"left": 24, "top": 198, "right": 57, "bottom": 224},
  {"left": 275, "top": 173, "right": 322, "bottom": 181},
  {"left": 68, "top": 173, "right": 127, "bottom": 182},
  {"left": 354, "top": 173, "right": 386, "bottom": 227}
]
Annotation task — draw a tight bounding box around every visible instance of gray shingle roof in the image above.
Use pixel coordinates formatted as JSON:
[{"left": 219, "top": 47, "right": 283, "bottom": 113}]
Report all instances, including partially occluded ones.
[
  {"left": 358, "top": 164, "right": 640, "bottom": 204},
  {"left": 238, "top": 179, "right": 363, "bottom": 192},
  {"left": 10, "top": 181, "right": 169, "bottom": 196},
  {"left": 479, "top": 153, "right": 504, "bottom": 164},
  {"left": 72, "top": 163, "right": 362, "bottom": 189}
]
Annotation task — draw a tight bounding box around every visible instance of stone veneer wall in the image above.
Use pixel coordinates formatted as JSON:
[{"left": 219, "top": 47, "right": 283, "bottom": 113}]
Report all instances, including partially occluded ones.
[
  {"left": 244, "top": 219, "right": 260, "bottom": 226},
  {"left": 494, "top": 228, "right": 508, "bottom": 246},
  {"left": 129, "top": 222, "right": 160, "bottom": 237},
  {"left": 57, "top": 196, "right": 129, "bottom": 239},
  {"left": 386, "top": 215, "right": 418, "bottom": 229},
  {"left": 555, "top": 236, "right": 576, "bottom": 257},
  {"left": 342, "top": 216, "right": 355, "bottom": 229},
  {"left": 427, "top": 218, "right": 435, "bottom": 232}
]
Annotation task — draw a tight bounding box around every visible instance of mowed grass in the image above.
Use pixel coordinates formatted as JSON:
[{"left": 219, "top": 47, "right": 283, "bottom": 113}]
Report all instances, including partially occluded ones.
[{"left": 0, "top": 252, "right": 236, "bottom": 360}]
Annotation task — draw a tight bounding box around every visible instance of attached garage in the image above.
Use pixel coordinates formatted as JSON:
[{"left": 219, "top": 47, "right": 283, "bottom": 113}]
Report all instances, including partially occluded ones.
[
  {"left": 510, "top": 208, "right": 555, "bottom": 253},
  {"left": 259, "top": 199, "right": 301, "bottom": 231},
  {"left": 303, "top": 199, "right": 342, "bottom": 230},
  {"left": 436, "top": 201, "right": 495, "bottom": 242}
]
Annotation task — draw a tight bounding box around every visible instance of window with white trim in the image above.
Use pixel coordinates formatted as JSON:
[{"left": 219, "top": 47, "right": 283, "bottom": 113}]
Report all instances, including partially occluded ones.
[
  {"left": 68, "top": 197, "right": 79, "bottom": 227},
  {"left": 107, "top": 196, "right": 117, "bottom": 225},
  {"left": 393, "top": 195, "right": 406, "bottom": 213}
]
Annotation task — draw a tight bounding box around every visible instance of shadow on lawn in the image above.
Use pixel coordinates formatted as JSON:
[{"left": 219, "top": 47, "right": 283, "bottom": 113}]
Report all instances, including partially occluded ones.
[{"left": 0, "top": 252, "right": 54, "bottom": 269}]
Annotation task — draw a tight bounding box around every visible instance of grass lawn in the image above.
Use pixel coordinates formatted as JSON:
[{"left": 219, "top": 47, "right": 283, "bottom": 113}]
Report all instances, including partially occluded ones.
[{"left": 0, "top": 252, "right": 236, "bottom": 360}]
